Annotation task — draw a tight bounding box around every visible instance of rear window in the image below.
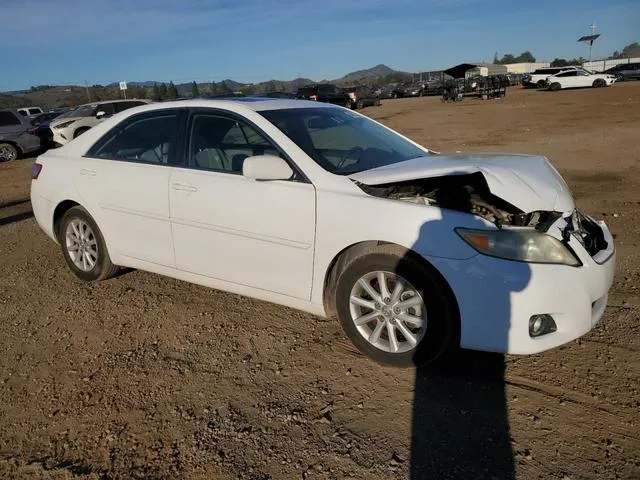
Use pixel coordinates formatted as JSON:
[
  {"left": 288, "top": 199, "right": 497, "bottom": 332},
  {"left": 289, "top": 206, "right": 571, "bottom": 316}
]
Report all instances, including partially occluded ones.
[
  {"left": 0, "top": 111, "right": 21, "bottom": 127},
  {"left": 533, "top": 68, "right": 560, "bottom": 75}
]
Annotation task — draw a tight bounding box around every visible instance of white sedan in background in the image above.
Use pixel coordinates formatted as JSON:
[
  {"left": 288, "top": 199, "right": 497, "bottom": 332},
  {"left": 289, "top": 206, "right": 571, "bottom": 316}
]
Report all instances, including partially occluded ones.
[
  {"left": 547, "top": 69, "right": 617, "bottom": 90},
  {"left": 30, "top": 99, "right": 615, "bottom": 367}
]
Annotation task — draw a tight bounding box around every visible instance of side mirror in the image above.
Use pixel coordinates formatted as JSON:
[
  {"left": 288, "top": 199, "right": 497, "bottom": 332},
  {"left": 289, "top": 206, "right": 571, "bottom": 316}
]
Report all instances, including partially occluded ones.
[
  {"left": 96, "top": 111, "right": 108, "bottom": 119},
  {"left": 242, "top": 155, "right": 293, "bottom": 181}
]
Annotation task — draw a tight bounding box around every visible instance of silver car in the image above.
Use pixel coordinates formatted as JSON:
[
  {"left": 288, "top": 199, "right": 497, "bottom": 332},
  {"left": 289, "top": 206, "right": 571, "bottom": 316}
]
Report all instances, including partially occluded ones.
[{"left": 0, "top": 109, "right": 40, "bottom": 161}]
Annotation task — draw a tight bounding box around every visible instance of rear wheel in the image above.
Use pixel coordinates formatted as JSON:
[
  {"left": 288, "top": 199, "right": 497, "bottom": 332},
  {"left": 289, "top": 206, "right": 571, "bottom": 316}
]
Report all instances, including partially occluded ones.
[
  {"left": 549, "top": 82, "right": 561, "bottom": 91},
  {"left": 592, "top": 78, "right": 606, "bottom": 88},
  {"left": 536, "top": 79, "right": 546, "bottom": 88},
  {"left": 0, "top": 143, "right": 18, "bottom": 162},
  {"left": 59, "top": 206, "right": 118, "bottom": 282},
  {"left": 334, "top": 245, "right": 457, "bottom": 367},
  {"left": 356, "top": 99, "right": 364, "bottom": 109}
]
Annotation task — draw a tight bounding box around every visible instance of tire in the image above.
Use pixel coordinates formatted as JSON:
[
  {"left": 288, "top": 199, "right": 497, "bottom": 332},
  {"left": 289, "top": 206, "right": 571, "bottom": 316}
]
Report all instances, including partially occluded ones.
[
  {"left": 356, "top": 99, "right": 364, "bottom": 110},
  {"left": 74, "top": 127, "right": 90, "bottom": 138},
  {"left": 549, "top": 82, "right": 561, "bottom": 91},
  {"left": 375, "top": 97, "right": 381, "bottom": 106},
  {"left": 592, "top": 78, "right": 606, "bottom": 88},
  {"left": 59, "top": 206, "right": 118, "bottom": 282},
  {"left": 334, "top": 244, "right": 458, "bottom": 367},
  {"left": 0, "top": 142, "right": 19, "bottom": 162},
  {"left": 536, "top": 80, "right": 546, "bottom": 88}
]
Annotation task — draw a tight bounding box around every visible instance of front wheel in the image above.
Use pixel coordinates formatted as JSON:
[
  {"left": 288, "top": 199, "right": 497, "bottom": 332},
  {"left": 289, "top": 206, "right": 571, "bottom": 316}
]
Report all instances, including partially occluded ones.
[
  {"left": 334, "top": 245, "right": 457, "bottom": 367},
  {"left": 592, "top": 78, "right": 606, "bottom": 88},
  {"left": 549, "top": 82, "right": 561, "bottom": 91},
  {"left": 59, "top": 206, "right": 118, "bottom": 282}
]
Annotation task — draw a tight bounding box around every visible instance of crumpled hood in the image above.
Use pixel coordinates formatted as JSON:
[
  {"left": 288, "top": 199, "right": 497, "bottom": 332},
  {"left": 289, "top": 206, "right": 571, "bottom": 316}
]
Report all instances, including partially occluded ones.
[{"left": 348, "top": 153, "right": 574, "bottom": 213}]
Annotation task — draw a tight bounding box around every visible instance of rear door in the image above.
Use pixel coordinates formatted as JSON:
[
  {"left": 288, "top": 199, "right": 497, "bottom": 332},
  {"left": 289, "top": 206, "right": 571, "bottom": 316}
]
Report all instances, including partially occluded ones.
[
  {"left": 554, "top": 71, "right": 579, "bottom": 88},
  {"left": 76, "top": 108, "right": 185, "bottom": 267}
]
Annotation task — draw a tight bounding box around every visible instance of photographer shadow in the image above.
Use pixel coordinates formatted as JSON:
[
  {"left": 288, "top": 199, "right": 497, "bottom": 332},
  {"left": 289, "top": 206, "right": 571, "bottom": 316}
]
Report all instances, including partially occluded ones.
[{"left": 399, "top": 207, "right": 531, "bottom": 479}]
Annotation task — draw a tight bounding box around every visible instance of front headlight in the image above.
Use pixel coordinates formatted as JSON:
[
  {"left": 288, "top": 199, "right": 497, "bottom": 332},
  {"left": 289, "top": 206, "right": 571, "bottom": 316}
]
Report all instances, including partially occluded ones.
[
  {"left": 53, "top": 120, "right": 76, "bottom": 129},
  {"left": 456, "top": 228, "right": 580, "bottom": 266}
]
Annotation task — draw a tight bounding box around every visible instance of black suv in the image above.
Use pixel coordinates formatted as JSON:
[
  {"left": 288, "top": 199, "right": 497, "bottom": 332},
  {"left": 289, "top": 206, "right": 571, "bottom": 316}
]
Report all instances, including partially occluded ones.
[
  {"left": 603, "top": 62, "right": 640, "bottom": 81},
  {"left": 296, "top": 84, "right": 350, "bottom": 107},
  {"left": 344, "top": 86, "right": 380, "bottom": 109}
]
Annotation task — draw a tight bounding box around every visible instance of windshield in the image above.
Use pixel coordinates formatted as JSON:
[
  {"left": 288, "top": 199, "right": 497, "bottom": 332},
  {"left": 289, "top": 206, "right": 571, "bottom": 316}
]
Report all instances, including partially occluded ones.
[{"left": 260, "top": 107, "right": 427, "bottom": 175}]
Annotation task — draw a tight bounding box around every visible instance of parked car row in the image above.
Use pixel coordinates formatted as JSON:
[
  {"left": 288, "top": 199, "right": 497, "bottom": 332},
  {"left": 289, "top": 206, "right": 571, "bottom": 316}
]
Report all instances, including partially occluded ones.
[{"left": 0, "top": 100, "right": 151, "bottom": 161}]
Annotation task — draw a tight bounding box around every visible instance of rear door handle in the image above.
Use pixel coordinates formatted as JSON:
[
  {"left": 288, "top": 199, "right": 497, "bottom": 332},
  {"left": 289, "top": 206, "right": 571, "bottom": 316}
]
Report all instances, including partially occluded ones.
[
  {"left": 80, "top": 168, "right": 97, "bottom": 176},
  {"left": 171, "top": 182, "right": 198, "bottom": 192}
]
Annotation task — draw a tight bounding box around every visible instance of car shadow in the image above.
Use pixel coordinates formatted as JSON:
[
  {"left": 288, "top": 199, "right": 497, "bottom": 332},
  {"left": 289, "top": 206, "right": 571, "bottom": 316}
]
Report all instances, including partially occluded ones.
[
  {"left": 0, "top": 210, "right": 34, "bottom": 226},
  {"left": 395, "top": 207, "right": 531, "bottom": 479}
]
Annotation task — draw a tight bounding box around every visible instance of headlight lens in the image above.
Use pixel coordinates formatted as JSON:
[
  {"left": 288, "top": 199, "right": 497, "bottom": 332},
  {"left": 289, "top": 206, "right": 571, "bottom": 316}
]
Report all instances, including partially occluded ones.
[
  {"left": 53, "top": 120, "right": 76, "bottom": 129},
  {"left": 456, "top": 228, "right": 580, "bottom": 266}
]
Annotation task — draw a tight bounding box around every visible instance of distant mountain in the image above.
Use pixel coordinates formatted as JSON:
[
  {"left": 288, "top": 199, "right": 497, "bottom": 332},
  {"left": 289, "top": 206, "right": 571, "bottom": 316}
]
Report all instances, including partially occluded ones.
[
  {"left": 332, "top": 64, "right": 400, "bottom": 84},
  {"left": 0, "top": 64, "right": 414, "bottom": 108}
]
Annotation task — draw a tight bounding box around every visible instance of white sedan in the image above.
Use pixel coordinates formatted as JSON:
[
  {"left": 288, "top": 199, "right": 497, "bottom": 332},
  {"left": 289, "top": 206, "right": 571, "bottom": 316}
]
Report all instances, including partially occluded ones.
[
  {"left": 547, "top": 69, "right": 617, "bottom": 90},
  {"left": 30, "top": 99, "right": 615, "bottom": 367}
]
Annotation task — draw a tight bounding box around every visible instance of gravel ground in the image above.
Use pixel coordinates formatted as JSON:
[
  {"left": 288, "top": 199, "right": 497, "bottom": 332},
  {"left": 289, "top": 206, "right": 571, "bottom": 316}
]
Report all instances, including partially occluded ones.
[{"left": 0, "top": 83, "right": 639, "bottom": 480}]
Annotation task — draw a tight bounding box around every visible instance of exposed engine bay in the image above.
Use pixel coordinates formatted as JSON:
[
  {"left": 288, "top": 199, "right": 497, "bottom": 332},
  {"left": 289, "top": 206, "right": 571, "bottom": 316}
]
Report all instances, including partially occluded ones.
[{"left": 356, "top": 172, "right": 562, "bottom": 229}]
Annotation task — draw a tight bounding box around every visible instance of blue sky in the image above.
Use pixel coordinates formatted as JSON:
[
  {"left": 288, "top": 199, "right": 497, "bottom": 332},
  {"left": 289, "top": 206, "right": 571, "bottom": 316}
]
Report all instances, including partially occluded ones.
[{"left": 0, "top": 0, "right": 637, "bottom": 90}]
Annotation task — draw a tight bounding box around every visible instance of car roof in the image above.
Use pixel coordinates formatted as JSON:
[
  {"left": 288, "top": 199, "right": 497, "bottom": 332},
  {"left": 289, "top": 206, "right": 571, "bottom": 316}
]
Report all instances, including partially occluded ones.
[
  {"left": 126, "top": 98, "right": 340, "bottom": 113},
  {"left": 76, "top": 99, "right": 152, "bottom": 108}
]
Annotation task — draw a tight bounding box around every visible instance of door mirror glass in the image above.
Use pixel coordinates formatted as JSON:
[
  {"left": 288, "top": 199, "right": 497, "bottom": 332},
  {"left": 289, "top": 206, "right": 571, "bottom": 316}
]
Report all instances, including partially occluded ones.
[{"left": 242, "top": 155, "right": 293, "bottom": 181}]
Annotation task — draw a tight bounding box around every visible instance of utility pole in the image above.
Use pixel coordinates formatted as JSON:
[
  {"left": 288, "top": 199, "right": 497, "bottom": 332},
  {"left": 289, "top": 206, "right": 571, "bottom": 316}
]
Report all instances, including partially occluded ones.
[
  {"left": 84, "top": 81, "right": 91, "bottom": 102},
  {"left": 588, "top": 22, "right": 597, "bottom": 62}
]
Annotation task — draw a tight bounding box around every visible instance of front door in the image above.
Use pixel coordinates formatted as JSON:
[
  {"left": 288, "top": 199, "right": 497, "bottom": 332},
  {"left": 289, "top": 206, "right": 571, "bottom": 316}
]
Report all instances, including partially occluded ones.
[
  {"left": 169, "top": 111, "right": 316, "bottom": 299},
  {"left": 75, "top": 109, "right": 183, "bottom": 267}
]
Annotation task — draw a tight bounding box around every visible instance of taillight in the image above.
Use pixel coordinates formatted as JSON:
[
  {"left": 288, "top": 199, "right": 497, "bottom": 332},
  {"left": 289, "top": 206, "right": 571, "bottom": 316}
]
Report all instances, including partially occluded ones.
[
  {"left": 31, "top": 163, "right": 43, "bottom": 180},
  {"left": 27, "top": 127, "right": 37, "bottom": 135},
  {"left": 309, "top": 94, "right": 318, "bottom": 101}
]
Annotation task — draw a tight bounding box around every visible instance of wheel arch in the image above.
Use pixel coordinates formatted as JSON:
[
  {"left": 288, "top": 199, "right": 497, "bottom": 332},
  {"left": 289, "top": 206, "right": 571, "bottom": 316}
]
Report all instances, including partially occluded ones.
[
  {"left": 52, "top": 199, "right": 81, "bottom": 241},
  {"left": 0, "top": 140, "right": 23, "bottom": 154},
  {"left": 322, "top": 240, "right": 461, "bottom": 347}
]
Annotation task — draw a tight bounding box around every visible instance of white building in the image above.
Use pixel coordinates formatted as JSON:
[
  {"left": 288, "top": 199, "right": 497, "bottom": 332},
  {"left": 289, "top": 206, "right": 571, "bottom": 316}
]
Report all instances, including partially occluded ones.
[{"left": 502, "top": 62, "right": 551, "bottom": 73}]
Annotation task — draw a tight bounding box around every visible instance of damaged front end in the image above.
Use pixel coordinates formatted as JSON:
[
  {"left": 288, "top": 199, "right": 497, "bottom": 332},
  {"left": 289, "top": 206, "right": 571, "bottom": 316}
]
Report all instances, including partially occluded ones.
[
  {"left": 356, "top": 172, "right": 561, "bottom": 230},
  {"left": 355, "top": 172, "right": 610, "bottom": 261}
]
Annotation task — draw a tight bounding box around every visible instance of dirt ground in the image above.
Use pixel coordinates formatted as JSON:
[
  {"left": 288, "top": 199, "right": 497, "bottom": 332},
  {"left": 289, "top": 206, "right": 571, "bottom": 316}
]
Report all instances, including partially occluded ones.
[{"left": 0, "top": 83, "right": 639, "bottom": 480}]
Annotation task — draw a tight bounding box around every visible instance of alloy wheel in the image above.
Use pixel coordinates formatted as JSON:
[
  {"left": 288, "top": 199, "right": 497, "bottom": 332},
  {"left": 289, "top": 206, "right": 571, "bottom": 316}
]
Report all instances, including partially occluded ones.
[
  {"left": 0, "top": 144, "right": 17, "bottom": 161},
  {"left": 65, "top": 219, "right": 98, "bottom": 272},
  {"left": 349, "top": 271, "right": 427, "bottom": 354}
]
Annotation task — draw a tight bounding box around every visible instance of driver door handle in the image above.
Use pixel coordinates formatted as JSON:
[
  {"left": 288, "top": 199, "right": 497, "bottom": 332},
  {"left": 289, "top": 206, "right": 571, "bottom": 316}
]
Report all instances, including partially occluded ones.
[{"left": 171, "top": 182, "right": 198, "bottom": 192}]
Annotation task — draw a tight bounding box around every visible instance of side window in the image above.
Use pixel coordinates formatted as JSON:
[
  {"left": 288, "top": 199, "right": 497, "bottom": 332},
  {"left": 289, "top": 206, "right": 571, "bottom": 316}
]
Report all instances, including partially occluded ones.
[
  {"left": 189, "top": 114, "right": 282, "bottom": 173},
  {"left": 114, "top": 101, "right": 145, "bottom": 113},
  {"left": 97, "top": 103, "right": 116, "bottom": 116},
  {"left": 556, "top": 71, "right": 575, "bottom": 78},
  {"left": 0, "top": 111, "right": 21, "bottom": 126},
  {"left": 87, "top": 112, "right": 178, "bottom": 164}
]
